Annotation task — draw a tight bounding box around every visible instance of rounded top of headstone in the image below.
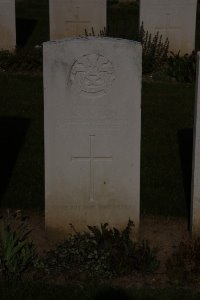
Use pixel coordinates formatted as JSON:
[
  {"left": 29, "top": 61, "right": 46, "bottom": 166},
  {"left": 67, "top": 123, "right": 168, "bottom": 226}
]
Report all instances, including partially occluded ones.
[{"left": 43, "top": 37, "right": 141, "bottom": 47}]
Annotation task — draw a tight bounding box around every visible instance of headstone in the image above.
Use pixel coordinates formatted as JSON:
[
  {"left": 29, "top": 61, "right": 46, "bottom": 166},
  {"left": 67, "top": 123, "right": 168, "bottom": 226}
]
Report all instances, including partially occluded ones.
[
  {"left": 139, "top": 0, "right": 197, "bottom": 54},
  {"left": 191, "top": 52, "right": 200, "bottom": 236},
  {"left": 49, "top": 0, "right": 107, "bottom": 40},
  {"left": 0, "top": 0, "right": 16, "bottom": 51},
  {"left": 44, "top": 37, "right": 141, "bottom": 239}
]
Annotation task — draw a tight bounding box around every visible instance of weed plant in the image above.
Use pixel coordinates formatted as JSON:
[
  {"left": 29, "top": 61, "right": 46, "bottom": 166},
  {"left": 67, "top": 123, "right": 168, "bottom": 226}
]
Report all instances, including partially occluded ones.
[
  {"left": 0, "top": 210, "right": 36, "bottom": 280},
  {"left": 139, "top": 24, "right": 196, "bottom": 83},
  {"left": 166, "top": 238, "right": 200, "bottom": 284},
  {"left": 41, "top": 220, "right": 159, "bottom": 280},
  {"left": 138, "top": 23, "right": 169, "bottom": 74}
]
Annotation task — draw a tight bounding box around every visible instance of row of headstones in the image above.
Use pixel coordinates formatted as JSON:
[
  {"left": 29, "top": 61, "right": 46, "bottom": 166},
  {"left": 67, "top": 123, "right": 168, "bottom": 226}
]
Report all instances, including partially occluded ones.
[
  {"left": 44, "top": 35, "right": 200, "bottom": 240},
  {"left": 0, "top": 0, "right": 197, "bottom": 54}
]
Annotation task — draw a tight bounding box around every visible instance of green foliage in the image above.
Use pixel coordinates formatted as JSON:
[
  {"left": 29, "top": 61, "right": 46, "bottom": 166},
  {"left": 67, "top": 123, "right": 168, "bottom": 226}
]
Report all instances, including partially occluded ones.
[
  {"left": 0, "top": 210, "right": 36, "bottom": 279},
  {"left": 138, "top": 22, "right": 169, "bottom": 74},
  {"left": 0, "top": 47, "right": 42, "bottom": 74},
  {"left": 166, "top": 238, "right": 200, "bottom": 284},
  {"left": 133, "top": 240, "right": 160, "bottom": 273},
  {"left": 42, "top": 220, "right": 159, "bottom": 280},
  {"left": 166, "top": 51, "right": 196, "bottom": 83}
]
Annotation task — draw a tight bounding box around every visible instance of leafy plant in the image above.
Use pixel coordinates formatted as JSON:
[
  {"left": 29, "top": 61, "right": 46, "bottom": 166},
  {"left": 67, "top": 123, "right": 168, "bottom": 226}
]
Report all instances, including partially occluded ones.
[
  {"left": 166, "top": 51, "right": 196, "bottom": 83},
  {"left": 133, "top": 240, "right": 160, "bottom": 273},
  {"left": 0, "top": 210, "right": 36, "bottom": 279},
  {"left": 42, "top": 220, "right": 159, "bottom": 280},
  {"left": 166, "top": 238, "right": 200, "bottom": 284},
  {"left": 138, "top": 22, "right": 169, "bottom": 74}
]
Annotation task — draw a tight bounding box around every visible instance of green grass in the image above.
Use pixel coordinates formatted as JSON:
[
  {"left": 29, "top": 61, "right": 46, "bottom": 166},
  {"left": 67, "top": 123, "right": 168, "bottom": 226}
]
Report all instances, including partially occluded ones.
[
  {"left": 1, "top": 282, "right": 200, "bottom": 300},
  {"left": 0, "top": 73, "right": 44, "bottom": 209},
  {"left": 141, "top": 82, "right": 195, "bottom": 217}
]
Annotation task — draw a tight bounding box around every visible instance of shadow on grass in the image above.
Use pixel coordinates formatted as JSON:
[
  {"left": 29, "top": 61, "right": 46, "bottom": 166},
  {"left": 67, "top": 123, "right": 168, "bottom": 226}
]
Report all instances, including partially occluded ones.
[
  {"left": 16, "top": 18, "right": 37, "bottom": 47},
  {"left": 178, "top": 128, "right": 193, "bottom": 227},
  {"left": 0, "top": 117, "right": 29, "bottom": 204}
]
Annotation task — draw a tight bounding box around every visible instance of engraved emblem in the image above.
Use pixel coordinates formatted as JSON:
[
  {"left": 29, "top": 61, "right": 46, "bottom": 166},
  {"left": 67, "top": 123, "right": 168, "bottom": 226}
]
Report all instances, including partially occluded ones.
[{"left": 70, "top": 54, "right": 115, "bottom": 98}]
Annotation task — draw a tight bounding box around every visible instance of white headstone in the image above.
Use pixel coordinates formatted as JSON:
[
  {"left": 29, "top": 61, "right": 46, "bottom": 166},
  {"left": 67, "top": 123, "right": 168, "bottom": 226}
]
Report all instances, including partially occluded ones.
[
  {"left": 191, "top": 52, "right": 200, "bottom": 236},
  {"left": 49, "top": 0, "right": 107, "bottom": 40},
  {"left": 0, "top": 0, "right": 16, "bottom": 51},
  {"left": 44, "top": 37, "right": 141, "bottom": 239},
  {"left": 139, "top": 0, "right": 197, "bottom": 54}
]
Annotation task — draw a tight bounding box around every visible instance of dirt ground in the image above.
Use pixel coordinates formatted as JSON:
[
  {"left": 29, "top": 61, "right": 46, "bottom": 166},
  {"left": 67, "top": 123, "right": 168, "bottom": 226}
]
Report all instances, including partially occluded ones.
[
  {"left": 0, "top": 209, "right": 191, "bottom": 288},
  {"left": 24, "top": 210, "right": 191, "bottom": 287}
]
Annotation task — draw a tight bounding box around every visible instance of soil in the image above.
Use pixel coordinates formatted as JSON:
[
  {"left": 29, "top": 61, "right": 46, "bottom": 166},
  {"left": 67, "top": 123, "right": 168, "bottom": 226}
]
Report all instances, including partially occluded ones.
[{"left": 0, "top": 209, "right": 192, "bottom": 289}]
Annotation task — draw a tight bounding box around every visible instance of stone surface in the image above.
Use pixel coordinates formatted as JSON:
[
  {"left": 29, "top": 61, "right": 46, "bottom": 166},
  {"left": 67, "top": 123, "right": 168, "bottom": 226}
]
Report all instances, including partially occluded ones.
[
  {"left": 191, "top": 52, "right": 200, "bottom": 236},
  {"left": 49, "top": 0, "right": 106, "bottom": 40},
  {"left": 139, "top": 0, "right": 197, "bottom": 54},
  {"left": 0, "top": 0, "right": 16, "bottom": 51},
  {"left": 44, "top": 37, "right": 141, "bottom": 239}
]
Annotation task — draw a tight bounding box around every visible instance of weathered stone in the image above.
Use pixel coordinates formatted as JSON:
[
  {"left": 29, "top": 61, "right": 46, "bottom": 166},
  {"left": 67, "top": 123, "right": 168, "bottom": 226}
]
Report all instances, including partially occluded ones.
[
  {"left": 44, "top": 37, "right": 141, "bottom": 240},
  {"left": 49, "top": 0, "right": 106, "bottom": 39}
]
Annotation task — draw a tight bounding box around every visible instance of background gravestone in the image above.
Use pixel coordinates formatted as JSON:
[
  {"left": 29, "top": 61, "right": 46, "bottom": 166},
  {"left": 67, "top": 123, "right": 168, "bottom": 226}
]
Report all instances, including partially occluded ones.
[
  {"left": 140, "top": 0, "right": 197, "bottom": 54},
  {"left": 44, "top": 37, "right": 141, "bottom": 239},
  {"left": 49, "top": 0, "right": 107, "bottom": 40},
  {"left": 0, "top": 0, "right": 16, "bottom": 51},
  {"left": 191, "top": 52, "right": 200, "bottom": 236}
]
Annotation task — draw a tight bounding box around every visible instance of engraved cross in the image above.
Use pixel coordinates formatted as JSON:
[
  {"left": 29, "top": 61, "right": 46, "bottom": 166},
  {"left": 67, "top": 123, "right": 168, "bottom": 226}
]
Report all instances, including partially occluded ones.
[
  {"left": 65, "top": 6, "right": 90, "bottom": 35},
  {"left": 71, "top": 135, "right": 112, "bottom": 202}
]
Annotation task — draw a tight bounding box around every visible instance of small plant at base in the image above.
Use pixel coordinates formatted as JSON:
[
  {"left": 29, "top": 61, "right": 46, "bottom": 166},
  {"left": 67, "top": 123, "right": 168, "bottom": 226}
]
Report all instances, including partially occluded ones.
[
  {"left": 0, "top": 210, "right": 36, "bottom": 279},
  {"left": 42, "top": 219, "right": 159, "bottom": 280}
]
